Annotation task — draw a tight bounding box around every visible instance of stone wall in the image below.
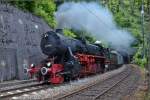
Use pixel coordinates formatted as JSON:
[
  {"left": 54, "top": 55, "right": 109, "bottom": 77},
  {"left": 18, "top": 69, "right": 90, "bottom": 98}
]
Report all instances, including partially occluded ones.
[{"left": 0, "top": 4, "right": 51, "bottom": 81}]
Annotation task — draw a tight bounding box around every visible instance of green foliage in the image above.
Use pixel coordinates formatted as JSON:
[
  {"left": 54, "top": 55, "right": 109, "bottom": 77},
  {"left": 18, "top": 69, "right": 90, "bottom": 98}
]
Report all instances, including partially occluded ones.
[
  {"left": 9, "top": 0, "right": 150, "bottom": 67},
  {"left": 114, "top": 11, "right": 131, "bottom": 27},
  {"left": 63, "top": 29, "right": 77, "bottom": 38},
  {"left": 9, "top": 0, "right": 56, "bottom": 28},
  {"left": 9, "top": 0, "right": 35, "bottom": 12},
  {"left": 102, "top": 0, "right": 150, "bottom": 68},
  {"left": 85, "top": 35, "right": 96, "bottom": 43},
  {"left": 74, "top": 30, "right": 96, "bottom": 43},
  {"left": 133, "top": 47, "right": 147, "bottom": 68},
  {"left": 9, "top": 0, "right": 96, "bottom": 43},
  {"left": 63, "top": 29, "right": 96, "bottom": 43},
  {"left": 34, "top": 0, "right": 56, "bottom": 28}
]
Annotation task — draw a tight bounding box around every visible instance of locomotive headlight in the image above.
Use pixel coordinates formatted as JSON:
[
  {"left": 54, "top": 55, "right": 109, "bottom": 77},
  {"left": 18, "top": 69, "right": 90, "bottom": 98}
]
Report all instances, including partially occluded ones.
[
  {"left": 105, "top": 65, "right": 108, "bottom": 68},
  {"left": 47, "top": 62, "right": 51, "bottom": 67},
  {"left": 41, "top": 67, "right": 48, "bottom": 75},
  {"left": 44, "top": 34, "right": 48, "bottom": 37},
  {"left": 30, "top": 63, "right": 35, "bottom": 68}
]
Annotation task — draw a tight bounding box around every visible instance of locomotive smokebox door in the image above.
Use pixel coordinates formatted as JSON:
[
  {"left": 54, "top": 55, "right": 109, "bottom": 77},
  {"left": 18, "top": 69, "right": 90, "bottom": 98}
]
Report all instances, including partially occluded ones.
[{"left": 40, "top": 31, "right": 66, "bottom": 57}]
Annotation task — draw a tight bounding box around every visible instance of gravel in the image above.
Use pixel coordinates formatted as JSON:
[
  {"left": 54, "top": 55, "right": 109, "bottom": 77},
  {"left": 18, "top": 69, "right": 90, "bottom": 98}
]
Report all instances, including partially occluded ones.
[
  {"left": 58, "top": 66, "right": 130, "bottom": 100},
  {"left": 97, "top": 66, "right": 141, "bottom": 100},
  {"left": 0, "top": 79, "right": 36, "bottom": 88},
  {"left": 0, "top": 81, "right": 39, "bottom": 92},
  {"left": 14, "top": 65, "right": 127, "bottom": 100}
]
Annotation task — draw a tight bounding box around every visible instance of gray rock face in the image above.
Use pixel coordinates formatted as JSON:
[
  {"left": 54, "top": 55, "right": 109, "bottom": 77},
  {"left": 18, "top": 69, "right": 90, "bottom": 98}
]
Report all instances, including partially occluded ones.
[{"left": 0, "top": 4, "right": 51, "bottom": 81}]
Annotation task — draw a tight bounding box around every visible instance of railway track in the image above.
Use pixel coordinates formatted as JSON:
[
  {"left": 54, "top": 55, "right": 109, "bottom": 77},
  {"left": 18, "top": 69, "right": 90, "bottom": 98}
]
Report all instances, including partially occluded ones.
[
  {"left": 54, "top": 65, "right": 133, "bottom": 100},
  {"left": 0, "top": 79, "right": 36, "bottom": 88},
  {"left": 0, "top": 82, "right": 48, "bottom": 99},
  {"left": 0, "top": 65, "right": 139, "bottom": 100},
  {"left": 93, "top": 71, "right": 130, "bottom": 100},
  {"left": 97, "top": 65, "right": 140, "bottom": 100}
]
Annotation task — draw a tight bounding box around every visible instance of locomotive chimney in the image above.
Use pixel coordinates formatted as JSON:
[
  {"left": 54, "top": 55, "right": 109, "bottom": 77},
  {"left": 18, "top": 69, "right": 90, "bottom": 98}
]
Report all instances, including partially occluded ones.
[{"left": 55, "top": 29, "right": 64, "bottom": 34}]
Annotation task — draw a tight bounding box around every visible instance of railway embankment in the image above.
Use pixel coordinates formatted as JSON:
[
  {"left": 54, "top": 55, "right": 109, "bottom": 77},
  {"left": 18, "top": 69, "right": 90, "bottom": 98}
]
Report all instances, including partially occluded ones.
[{"left": 6, "top": 64, "right": 141, "bottom": 100}]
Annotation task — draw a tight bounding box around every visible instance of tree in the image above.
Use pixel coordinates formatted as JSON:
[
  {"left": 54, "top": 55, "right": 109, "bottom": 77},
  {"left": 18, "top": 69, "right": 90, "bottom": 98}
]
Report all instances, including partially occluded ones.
[
  {"left": 9, "top": 0, "right": 56, "bottom": 28},
  {"left": 147, "top": 0, "right": 150, "bottom": 14}
]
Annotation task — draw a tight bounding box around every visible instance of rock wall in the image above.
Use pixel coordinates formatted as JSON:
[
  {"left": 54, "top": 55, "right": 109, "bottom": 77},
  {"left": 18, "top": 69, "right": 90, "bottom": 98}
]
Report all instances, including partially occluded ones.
[{"left": 0, "top": 4, "right": 51, "bottom": 81}]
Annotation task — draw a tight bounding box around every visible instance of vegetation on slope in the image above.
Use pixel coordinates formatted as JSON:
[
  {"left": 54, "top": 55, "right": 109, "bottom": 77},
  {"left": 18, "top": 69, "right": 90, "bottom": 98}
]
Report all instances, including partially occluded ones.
[
  {"left": 100, "top": 0, "right": 150, "bottom": 67},
  {"left": 9, "top": 0, "right": 97, "bottom": 42},
  {"left": 8, "top": 0, "right": 150, "bottom": 67},
  {"left": 9, "top": 0, "right": 56, "bottom": 28},
  {"left": 57, "top": 0, "right": 150, "bottom": 67}
]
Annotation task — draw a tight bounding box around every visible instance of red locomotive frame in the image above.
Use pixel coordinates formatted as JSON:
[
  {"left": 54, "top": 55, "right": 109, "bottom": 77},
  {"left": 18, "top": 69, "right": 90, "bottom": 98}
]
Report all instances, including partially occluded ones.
[{"left": 27, "top": 53, "right": 110, "bottom": 84}]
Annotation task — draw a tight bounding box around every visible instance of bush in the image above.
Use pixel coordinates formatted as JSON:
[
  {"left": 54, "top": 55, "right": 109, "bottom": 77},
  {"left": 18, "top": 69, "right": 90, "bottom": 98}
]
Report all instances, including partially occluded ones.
[
  {"left": 63, "top": 29, "right": 77, "bottom": 38},
  {"left": 133, "top": 47, "right": 147, "bottom": 68},
  {"left": 9, "top": 0, "right": 56, "bottom": 28}
]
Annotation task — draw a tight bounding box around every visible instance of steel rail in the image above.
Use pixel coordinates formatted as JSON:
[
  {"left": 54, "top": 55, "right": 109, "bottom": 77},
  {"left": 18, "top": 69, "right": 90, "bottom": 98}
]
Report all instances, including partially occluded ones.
[
  {"left": 0, "top": 84, "right": 48, "bottom": 99},
  {"left": 0, "top": 83, "right": 42, "bottom": 93},
  {"left": 54, "top": 66, "right": 129, "bottom": 100},
  {"left": 93, "top": 70, "right": 131, "bottom": 100}
]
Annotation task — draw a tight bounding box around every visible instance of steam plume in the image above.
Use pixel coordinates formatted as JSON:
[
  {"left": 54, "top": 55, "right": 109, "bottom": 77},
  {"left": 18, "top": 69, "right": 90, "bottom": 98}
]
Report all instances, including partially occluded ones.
[{"left": 55, "top": 2, "right": 135, "bottom": 54}]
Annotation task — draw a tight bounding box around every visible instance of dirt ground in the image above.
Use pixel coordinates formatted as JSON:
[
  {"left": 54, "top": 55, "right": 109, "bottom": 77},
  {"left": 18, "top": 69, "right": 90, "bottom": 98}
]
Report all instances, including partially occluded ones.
[{"left": 122, "top": 64, "right": 148, "bottom": 100}]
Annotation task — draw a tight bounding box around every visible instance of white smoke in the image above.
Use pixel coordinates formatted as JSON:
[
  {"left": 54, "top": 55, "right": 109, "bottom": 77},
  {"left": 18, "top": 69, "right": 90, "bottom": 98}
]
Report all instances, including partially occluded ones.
[{"left": 55, "top": 2, "right": 135, "bottom": 53}]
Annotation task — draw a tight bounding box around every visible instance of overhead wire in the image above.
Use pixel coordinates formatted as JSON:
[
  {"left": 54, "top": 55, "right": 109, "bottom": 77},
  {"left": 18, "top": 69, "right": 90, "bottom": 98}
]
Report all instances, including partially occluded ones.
[
  {"left": 79, "top": 3, "right": 116, "bottom": 45},
  {"left": 79, "top": 2, "right": 134, "bottom": 50},
  {"left": 81, "top": 3, "right": 114, "bottom": 31}
]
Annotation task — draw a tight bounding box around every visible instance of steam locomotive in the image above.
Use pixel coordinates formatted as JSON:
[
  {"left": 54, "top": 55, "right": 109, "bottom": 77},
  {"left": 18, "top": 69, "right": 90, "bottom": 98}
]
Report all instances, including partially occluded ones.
[{"left": 25, "top": 29, "right": 129, "bottom": 84}]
